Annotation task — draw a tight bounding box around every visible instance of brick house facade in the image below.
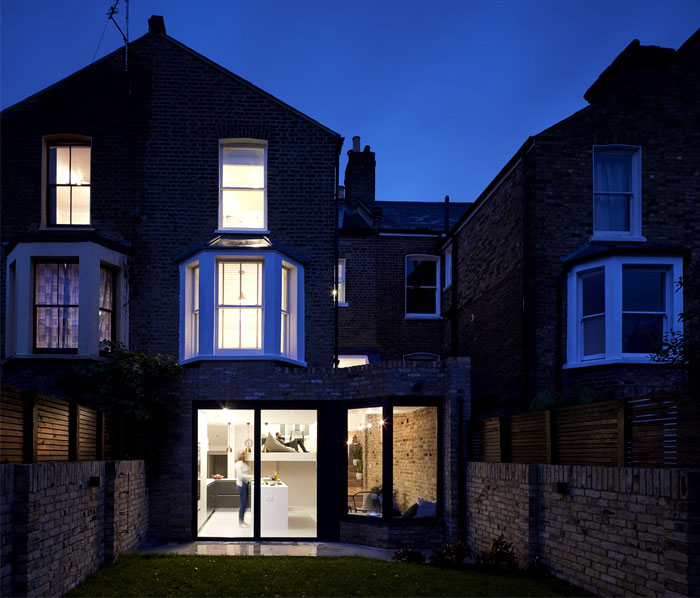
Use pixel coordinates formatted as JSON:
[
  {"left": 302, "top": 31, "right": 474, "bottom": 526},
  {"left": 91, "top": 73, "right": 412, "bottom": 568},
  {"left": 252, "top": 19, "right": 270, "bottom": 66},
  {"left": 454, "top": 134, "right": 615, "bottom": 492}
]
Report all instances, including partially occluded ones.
[
  {"left": 1, "top": 16, "right": 468, "bottom": 547},
  {"left": 445, "top": 31, "right": 700, "bottom": 416},
  {"left": 1, "top": 12, "right": 697, "bottom": 560}
]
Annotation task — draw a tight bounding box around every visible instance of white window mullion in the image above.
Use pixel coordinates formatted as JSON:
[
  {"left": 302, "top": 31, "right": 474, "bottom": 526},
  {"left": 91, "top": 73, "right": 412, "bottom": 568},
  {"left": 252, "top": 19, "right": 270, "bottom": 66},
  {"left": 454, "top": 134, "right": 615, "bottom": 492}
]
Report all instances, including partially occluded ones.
[
  {"left": 606, "top": 260, "right": 621, "bottom": 359},
  {"left": 264, "top": 253, "right": 280, "bottom": 355},
  {"left": 199, "top": 256, "right": 216, "bottom": 356}
]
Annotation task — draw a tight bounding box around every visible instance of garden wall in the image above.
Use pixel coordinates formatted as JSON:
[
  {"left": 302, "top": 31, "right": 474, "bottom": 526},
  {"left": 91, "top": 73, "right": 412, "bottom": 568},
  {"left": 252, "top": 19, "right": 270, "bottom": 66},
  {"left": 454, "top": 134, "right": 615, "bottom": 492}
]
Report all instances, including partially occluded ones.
[
  {"left": 0, "top": 460, "right": 148, "bottom": 598},
  {"left": 467, "top": 462, "right": 699, "bottom": 597}
]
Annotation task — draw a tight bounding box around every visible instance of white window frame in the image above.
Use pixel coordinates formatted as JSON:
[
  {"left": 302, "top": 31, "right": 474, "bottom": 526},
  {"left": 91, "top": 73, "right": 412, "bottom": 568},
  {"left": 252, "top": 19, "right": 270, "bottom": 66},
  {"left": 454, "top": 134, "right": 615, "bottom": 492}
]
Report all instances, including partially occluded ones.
[
  {"left": 565, "top": 255, "right": 683, "bottom": 368},
  {"left": 180, "top": 249, "right": 304, "bottom": 365},
  {"left": 5, "top": 241, "right": 128, "bottom": 359},
  {"left": 591, "top": 145, "right": 645, "bottom": 242},
  {"left": 217, "top": 139, "right": 268, "bottom": 233},
  {"left": 336, "top": 258, "right": 347, "bottom": 306},
  {"left": 405, "top": 254, "right": 441, "bottom": 319},
  {"left": 443, "top": 244, "right": 452, "bottom": 290}
]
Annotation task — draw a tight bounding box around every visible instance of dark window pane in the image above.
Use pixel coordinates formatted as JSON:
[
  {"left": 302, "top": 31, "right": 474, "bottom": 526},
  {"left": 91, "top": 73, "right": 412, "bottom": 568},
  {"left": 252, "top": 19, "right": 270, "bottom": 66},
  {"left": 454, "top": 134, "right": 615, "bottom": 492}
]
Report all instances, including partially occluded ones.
[
  {"left": 623, "top": 314, "right": 663, "bottom": 353},
  {"left": 406, "top": 260, "right": 436, "bottom": 287},
  {"left": 594, "top": 194, "right": 630, "bottom": 231},
  {"left": 581, "top": 270, "right": 604, "bottom": 316},
  {"left": 623, "top": 269, "right": 665, "bottom": 312},
  {"left": 594, "top": 153, "right": 631, "bottom": 192},
  {"left": 99, "top": 310, "right": 112, "bottom": 343},
  {"left": 407, "top": 288, "right": 436, "bottom": 314},
  {"left": 583, "top": 315, "right": 605, "bottom": 356}
]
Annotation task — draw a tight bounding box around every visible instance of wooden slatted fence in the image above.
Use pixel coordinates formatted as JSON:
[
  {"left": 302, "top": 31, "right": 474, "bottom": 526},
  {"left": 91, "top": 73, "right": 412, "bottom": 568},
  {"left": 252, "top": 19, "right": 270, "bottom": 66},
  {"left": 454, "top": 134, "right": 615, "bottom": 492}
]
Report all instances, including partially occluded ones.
[
  {"left": 0, "top": 384, "right": 120, "bottom": 463},
  {"left": 469, "top": 391, "right": 698, "bottom": 468}
]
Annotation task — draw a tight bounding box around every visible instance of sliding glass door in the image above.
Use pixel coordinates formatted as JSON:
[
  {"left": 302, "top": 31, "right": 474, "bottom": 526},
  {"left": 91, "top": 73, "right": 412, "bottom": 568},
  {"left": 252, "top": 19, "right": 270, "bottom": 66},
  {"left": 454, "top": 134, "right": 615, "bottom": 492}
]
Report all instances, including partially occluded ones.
[
  {"left": 196, "top": 407, "right": 317, "bottom": 539},
  {"left": 197, "top": 408, "right": 255, "bottom": 538},
  {"left": 260, "top": 409, "right": 317, "bottom": 538}
]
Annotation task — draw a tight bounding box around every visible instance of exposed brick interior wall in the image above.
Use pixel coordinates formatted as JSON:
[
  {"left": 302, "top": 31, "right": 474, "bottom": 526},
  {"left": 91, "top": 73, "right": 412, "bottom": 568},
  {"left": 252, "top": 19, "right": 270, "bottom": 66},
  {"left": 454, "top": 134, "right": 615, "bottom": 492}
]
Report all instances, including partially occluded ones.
[
  {"left": 467, "top": 462, "right": 699, "bottom": 597},
  {"left": 1, "top": 460, "right": 147, "bottom": 598},
  {"left": 393, "top": 407, "right": 438, "bottom": 513},
  {"left": 360, "top": 413, "right": 383, "bottom": 492}
]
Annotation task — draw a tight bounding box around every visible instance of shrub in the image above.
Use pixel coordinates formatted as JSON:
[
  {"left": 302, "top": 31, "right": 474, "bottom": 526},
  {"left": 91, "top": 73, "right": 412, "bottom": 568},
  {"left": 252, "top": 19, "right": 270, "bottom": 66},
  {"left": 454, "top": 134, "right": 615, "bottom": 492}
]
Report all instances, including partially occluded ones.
[
  {"left": 392, "top": 547, "right": 425, "bottom": 564},
  {"left": 475, "top": 535, "right": 519, "bottom": 572},
  {"left": 428, "top": 540, "right": 469, "bottom": 569}
]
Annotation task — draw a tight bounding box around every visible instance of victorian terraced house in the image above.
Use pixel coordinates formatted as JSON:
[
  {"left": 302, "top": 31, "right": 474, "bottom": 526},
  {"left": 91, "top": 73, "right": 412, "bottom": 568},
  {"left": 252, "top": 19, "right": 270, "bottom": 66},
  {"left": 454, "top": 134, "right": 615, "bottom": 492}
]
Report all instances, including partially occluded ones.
[{"left": 1, "top": 15, "right": 698, "bottom": 555}]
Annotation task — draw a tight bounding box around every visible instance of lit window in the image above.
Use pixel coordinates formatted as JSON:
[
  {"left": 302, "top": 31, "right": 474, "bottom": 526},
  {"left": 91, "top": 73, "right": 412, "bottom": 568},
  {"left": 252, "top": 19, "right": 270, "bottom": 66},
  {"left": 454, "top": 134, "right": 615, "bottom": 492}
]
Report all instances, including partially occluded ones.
[
  {"left": 48, "top": 144, "right": 91, "bottom": 226},
  {"left": 217, "top": 261, "right": 263, "bottom": 350},
  {"left": 337, "top": 355, "right": 369, "bottom": 368},
  {"left": 180, "top": 250, "right": 304, "bottom": 364},
  {"left": 220, "top": 142, "right": 266, "bottom": 230},
  {"left": 346, "top": 403, "right": 440, "bottom": 519},
  {"left": 336, "top": 259, "right": 347, "bottom": 305},
  {"left": 566, "top": 256, "right": 683, "bottom": 366},
  {"left": 405, "top": 255, "right": 440, "bottom": 317},
  {"left": 99, "top": 266, "right": 115, "bottom": 346},
  {"left": 35, "top": 262, "right": 79, "bottom": 351},
  {"left": 281, "top": 266, "right": 290, "bottom": 356},
  {"left": 592, "top": 146, "right": 641, "bottom": 239},
  {"left": 393, "top": 406, "right": 437, "bottom": 519}
]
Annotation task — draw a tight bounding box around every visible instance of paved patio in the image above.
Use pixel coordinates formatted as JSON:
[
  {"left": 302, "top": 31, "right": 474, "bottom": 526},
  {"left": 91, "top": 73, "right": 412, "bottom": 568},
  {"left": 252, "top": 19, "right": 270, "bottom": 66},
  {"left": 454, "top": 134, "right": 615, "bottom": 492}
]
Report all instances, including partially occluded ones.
[{"left": 136, "top": 540, "right": 396, "bottom": 561}]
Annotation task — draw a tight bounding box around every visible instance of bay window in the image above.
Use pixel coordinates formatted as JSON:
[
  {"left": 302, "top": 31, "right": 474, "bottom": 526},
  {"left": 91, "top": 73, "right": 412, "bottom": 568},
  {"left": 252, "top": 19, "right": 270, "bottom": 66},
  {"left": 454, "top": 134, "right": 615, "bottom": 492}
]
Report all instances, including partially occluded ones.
[
  {"left": 592, "top": 146, "right": 642, "bottom": 240},
  {"left": 405, "top": 255, "right": 440, "bottom": 318},
  {"left": 180, "top": 247, "right": 304, "bottom": 365},
  {"left": 566, "top": 255, "right": 683, "bottom": 366},
  {"left": 219, "top": 141, "right": 267, "bottom": 231},
  {"left": 5, "top": 240, "right": 128, "bottom": 359}
]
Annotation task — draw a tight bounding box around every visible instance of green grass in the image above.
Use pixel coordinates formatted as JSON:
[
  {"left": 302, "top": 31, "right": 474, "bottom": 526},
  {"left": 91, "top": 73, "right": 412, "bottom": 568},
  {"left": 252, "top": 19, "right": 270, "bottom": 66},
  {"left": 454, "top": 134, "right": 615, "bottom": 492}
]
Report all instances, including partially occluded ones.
[{"left": 65, "top": 554, "right": 590, "bottom": 597}]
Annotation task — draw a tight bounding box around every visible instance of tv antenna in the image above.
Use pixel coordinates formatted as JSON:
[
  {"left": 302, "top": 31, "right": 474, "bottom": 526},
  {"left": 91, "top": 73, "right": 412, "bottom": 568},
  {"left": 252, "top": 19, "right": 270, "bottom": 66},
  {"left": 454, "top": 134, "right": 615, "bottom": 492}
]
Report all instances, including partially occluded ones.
[{"left": 94, "top": 0, "right": 129, "bottom": 71}]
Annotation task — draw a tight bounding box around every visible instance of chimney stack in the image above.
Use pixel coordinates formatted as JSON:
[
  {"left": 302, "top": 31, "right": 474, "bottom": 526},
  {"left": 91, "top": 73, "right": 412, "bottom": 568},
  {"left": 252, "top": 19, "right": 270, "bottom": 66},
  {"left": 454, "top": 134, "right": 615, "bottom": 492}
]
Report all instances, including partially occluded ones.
[
  {"left": 148, "top": 15, "right": 166, "bottom": 34},
  {"left": 344, "top": 136, "right": 376, "bottom": 211}
]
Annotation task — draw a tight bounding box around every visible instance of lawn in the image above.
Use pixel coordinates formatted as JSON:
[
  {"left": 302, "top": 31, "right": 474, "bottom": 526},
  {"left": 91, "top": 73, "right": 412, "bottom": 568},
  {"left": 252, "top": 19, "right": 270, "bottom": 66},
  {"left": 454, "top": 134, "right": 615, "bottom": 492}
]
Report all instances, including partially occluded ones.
[{"left": 65, "top": 554, "right": 590, "bottom": 597}]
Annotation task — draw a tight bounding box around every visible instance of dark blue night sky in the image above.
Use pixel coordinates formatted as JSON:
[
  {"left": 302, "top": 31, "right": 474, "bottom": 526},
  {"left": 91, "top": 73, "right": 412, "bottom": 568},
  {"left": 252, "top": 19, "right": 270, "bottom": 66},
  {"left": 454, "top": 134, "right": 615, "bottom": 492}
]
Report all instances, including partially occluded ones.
[{"left": 2, "top": 1, "right": 698, "bottom": 205}]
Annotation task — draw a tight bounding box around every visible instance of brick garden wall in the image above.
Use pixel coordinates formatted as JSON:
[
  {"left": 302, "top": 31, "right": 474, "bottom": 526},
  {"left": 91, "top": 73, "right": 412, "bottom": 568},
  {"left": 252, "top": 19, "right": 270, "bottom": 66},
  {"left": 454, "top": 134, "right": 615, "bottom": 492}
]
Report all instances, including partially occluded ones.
[
  {"left": 467, "top": 462, "right": 699, "bottom": 597},
  {"left": 0, "top": 460, "right": 147, "bottom": 598}
]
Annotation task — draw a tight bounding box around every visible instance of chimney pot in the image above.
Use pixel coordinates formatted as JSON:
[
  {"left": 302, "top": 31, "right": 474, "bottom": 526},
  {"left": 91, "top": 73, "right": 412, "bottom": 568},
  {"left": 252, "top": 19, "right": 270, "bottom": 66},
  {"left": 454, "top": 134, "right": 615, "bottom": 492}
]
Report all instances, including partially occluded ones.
[
  {"left": 352, "top": 136, "right": 360, "bottom": 152},
  {"left": 148, "top": 15, "right": 166, "bottom": 34}
]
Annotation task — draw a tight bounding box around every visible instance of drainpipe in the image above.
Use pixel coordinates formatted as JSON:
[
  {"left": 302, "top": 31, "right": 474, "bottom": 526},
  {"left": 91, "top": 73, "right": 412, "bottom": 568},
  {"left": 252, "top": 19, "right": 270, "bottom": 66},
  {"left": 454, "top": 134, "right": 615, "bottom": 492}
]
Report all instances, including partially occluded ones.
[{"left": 333, "top": 135, "right": 343, "bottom": 367}]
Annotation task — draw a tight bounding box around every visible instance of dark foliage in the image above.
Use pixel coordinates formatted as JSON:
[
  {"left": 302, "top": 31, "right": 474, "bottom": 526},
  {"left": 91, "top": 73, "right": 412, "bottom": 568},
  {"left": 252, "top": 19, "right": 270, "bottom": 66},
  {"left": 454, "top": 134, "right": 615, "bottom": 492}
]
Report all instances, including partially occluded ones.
[
  {"left": 392, "top": 547, "right": 426, "bottom": 564},
  {"left": 474, "top": 535, "right": 519, "bottom": 572},
  {"left": 429, "top": 540, "right": 470, "bottom": 569}
]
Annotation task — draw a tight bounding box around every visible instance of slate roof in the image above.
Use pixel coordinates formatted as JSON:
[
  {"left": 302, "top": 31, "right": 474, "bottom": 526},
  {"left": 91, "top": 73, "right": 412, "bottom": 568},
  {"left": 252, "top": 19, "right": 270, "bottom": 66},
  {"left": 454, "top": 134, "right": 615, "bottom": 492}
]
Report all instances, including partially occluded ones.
[{"left": 375, "top": 201, "right": 471, "bottom": 233}]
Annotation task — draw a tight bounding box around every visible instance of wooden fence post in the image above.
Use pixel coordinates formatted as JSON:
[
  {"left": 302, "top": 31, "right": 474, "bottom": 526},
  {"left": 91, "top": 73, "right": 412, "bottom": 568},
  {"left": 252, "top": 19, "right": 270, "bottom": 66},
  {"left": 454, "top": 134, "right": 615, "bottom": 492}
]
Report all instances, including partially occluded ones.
[
  {"left": 96, "top": 411, "right": 105, "bottom": 460},
  {"left": 499, "top": 416, "right": 511, "bottom": 462},
  {"left": 545, "top": 410, "right": 553, "bottom": 464},
  {"left": 69, "top": 401, "right": 80, "bottom": 461},
  {"left": 617, "top": 402, "right": 627, "bottom": 467},
  {"left": 22, "top": 391, "right": 37, "bottom": 463}
]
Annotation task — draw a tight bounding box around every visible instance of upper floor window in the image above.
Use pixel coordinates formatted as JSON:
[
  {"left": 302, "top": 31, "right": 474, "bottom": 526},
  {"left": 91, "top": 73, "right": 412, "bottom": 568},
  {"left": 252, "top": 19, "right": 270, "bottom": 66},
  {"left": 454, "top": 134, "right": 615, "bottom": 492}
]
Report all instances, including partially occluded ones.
[
  {"left": 35, "top": 261, "right": 79, "bottom": 352},
  {"left": 48, "top": 143, "right": 91, "bottom": 226},
  {"left": 336, "top": 258, "right": 347, "bottom": 306},
  {"left": 565, "top": 255, "right": 683, "bottom": 367},
  {"left": 592, "top": 146, "right": 642, "bottom": 240},
  {"left": 219, "top": 141, "right": 267, "bottom": 231},
  {"left": 405, "top": 255, "right": 440, "bottom": 318}
]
